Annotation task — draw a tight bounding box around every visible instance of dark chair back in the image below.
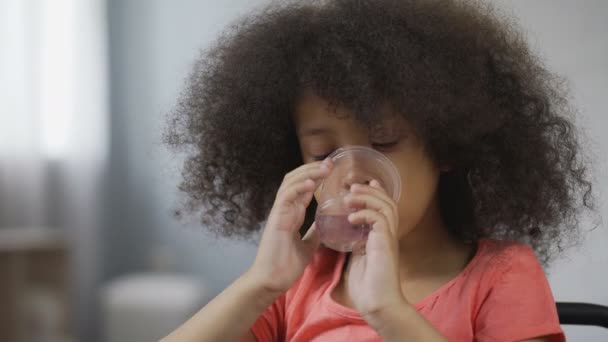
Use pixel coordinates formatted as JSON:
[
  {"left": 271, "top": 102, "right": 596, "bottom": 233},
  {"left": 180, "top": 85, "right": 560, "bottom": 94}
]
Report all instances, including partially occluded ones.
[{"left": 556, "top": 302, "right": 608, "bottom": 328}]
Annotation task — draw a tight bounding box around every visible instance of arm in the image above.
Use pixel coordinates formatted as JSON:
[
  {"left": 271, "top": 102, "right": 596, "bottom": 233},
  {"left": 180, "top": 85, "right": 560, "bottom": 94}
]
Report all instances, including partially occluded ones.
[{"left": 161, "top": 161, "right": 330, "bottom": 341}]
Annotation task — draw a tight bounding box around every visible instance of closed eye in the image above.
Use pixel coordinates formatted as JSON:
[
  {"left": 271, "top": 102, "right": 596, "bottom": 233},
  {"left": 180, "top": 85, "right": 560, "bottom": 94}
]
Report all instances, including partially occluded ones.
[
  {"left": 371, "top": 141, "right": 399, "bottom": 150},
  {"left": 312, "top": 152, "right": 332, "bottom": 161}
]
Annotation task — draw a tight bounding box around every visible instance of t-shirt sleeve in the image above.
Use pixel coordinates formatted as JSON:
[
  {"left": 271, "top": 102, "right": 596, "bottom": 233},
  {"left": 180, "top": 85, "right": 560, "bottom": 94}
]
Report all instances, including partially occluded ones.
[
  {"left": 250, "top": 294, "right": 286, "bottom": 342},
  {"left": 474, "top": 244, "right": 565, "bottom": 342}
]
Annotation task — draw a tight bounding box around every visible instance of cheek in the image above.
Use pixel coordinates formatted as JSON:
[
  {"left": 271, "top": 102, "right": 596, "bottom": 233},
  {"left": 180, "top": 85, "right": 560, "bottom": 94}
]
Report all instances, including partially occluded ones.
[{"left": 394, "top": 154, "right": 440, "bottom": 232}]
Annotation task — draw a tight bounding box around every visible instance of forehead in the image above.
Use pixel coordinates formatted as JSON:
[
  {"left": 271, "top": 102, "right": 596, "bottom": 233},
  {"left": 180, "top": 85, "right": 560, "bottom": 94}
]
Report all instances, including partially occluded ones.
[
  {"left": 294, "top": 91, "right": 343, "bottom": 125},
  {"left": 293, "top": 90, "right": 409, "bottom": 136}
]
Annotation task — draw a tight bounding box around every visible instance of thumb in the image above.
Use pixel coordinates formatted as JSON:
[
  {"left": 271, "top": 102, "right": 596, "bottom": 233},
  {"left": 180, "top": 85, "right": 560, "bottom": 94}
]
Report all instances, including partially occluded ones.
[{"left": 301, "top": 222, "right": 321, "bottom": 253}]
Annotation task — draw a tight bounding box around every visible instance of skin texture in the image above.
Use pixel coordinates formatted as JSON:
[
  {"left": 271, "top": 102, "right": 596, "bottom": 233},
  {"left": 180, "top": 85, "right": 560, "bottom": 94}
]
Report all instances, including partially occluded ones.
[{"left": 164, "top": 0, "right": 595, "bottom": 267}]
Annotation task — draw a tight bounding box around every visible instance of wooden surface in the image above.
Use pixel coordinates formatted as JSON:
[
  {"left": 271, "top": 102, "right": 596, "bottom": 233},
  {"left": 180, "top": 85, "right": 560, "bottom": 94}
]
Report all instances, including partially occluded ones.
[{"left": 0, "top": 228, "right": 71, "bottom": 342}]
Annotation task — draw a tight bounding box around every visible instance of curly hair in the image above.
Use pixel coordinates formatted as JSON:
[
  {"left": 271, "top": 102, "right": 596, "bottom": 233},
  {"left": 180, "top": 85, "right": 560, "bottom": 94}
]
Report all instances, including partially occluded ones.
[{"left": 163, "top": 0, "right": 595, "bottom": 265}]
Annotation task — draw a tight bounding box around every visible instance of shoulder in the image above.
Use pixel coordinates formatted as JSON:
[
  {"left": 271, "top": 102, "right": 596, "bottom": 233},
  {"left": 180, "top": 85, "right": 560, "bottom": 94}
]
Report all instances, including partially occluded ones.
[
  {"left": 471, "top": 240, "right": 564, "bottom": 341},
  {"left": 465, "top": 239, "right": 550, "bottom": 303},
  {"left": 477, "top": 238, "right": 537, "bottom": 260},
  {"left": 471, "top": 239, "right": 557, "bottom": 313},
  {"left": 474, "top": 239, "right": 543, "bottom": 280}
]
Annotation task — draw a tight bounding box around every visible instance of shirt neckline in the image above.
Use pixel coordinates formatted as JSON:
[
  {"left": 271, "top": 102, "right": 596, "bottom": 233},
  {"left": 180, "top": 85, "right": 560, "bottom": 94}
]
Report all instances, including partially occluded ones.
[{"left": 322, "top": 239, "right": 488, "bottom": 320}]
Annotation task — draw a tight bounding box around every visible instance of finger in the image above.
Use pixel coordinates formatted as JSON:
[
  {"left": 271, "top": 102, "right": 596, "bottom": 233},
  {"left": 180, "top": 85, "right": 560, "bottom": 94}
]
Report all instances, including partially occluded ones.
[
  {"left": 277, "top": 178, "right": 316, "bottom": 205},
  {"left": 300, "top": 187, "right": 315, "bottom": 207},
  {"left": 281, "top": 160, "right": 332, "bottom": 190},
  {"left": 347, "top": 210, "right": 397, "bottom": 254},
  {"left": 285, "top": 159, "right": 332, "bottom": 181},
  {"left": 301, "top": 222, "right": 320, "bottom": 253},
  {"left": 347, "top": 209, "right": 392, "bottom": 237},
  {"left": 344, "top": 193, "right": 397, "bottom": 230},
  {"left": 344, "top": 192, "right": 392, "bottom": 212},
  {"left": 350, "top": 181, "right": 389, "bottom": 199},
  {"left": 370, "top": 179, "right": 387, "bottom": 192},
  {"left": 349, "top": 210, "right": 398, "bottom": 257},
  {"left": 302, "top": 221, "right": 318, "bottom": 241},
  {"left": 349, "top": 182, "right": 397, "bottom": 213}
]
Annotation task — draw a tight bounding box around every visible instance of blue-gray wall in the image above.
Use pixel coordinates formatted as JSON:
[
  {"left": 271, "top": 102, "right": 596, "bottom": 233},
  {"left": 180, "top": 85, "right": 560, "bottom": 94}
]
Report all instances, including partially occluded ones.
[{"left": 105, "top": 0, "right": 262, "bottom": 294}]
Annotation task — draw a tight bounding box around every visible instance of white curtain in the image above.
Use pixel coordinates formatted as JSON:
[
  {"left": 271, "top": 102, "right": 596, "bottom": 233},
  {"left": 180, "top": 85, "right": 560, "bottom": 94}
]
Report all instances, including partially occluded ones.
[{"left": 0, "top": 0, "right": 108, "bottom": 339}]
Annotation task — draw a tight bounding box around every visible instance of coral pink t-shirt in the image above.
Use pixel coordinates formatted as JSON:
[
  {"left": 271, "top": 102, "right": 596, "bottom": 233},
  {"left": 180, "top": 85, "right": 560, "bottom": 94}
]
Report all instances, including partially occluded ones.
[{"left": 251, "top": 239, "right": 565, "bottom": 342}]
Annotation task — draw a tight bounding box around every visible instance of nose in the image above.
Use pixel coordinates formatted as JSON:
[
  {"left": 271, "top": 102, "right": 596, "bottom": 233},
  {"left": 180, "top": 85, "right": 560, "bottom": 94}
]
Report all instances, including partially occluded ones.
[
  {"left": 340, "top": 156, "right": 371, "bottom": 191},
  {"left": 342, "top": 171, "right": 371, "bottom": 191}
]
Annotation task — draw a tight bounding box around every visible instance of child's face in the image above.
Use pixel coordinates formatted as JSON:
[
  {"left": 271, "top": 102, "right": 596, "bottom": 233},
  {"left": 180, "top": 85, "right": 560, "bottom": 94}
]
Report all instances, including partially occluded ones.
[{"left": 294, "top": 91, "right": 442, "bottom": 239}]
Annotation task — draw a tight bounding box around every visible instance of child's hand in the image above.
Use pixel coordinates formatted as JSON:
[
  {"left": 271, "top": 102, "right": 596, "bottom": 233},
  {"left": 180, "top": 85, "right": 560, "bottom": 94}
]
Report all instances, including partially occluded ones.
[
  {"left": 246, "top": 159, "right": 332, "bottom": 295},
  {"left": 342, "top": 180, "right": 409, "bottom": 330}
]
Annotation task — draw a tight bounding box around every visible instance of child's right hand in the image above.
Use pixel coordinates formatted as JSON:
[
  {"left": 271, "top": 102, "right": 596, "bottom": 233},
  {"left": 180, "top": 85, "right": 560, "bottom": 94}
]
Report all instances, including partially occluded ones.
[{"left": 245, "top": 159, "right": 332, "bottom": 295}]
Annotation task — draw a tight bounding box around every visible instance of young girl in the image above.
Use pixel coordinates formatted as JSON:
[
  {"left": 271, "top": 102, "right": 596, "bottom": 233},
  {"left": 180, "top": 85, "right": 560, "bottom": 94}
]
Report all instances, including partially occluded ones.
[{"left": 162, "top": 0, "right": 594, "bottom": 340}]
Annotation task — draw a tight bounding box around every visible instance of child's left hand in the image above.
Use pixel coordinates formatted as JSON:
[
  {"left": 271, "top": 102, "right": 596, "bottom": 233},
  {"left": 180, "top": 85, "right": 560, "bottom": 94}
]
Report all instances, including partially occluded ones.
[{"left": 343, "top": 180, "right": 409, "bottom": 332}]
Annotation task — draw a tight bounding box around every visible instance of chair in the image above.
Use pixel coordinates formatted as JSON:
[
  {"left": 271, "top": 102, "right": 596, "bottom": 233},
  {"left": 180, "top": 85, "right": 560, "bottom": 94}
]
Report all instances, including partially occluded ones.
[{"left": 556, "top": 302, "right": 608, "bottom": 328}]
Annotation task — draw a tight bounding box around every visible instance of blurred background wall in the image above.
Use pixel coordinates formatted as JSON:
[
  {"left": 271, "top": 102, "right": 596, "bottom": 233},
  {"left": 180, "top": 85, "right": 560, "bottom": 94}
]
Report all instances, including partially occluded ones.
[
  {"left": 104, "top": 0, "right": 260, "bottom": 287},
  {"left": 1, "top": 0, "right": 109, "bottom": 340},
  {"left": 1, "top": 0, "right": 606, "bottom": 341},
  {"left": 492, "top": 2, "right": 608, "bottom": 339}
]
